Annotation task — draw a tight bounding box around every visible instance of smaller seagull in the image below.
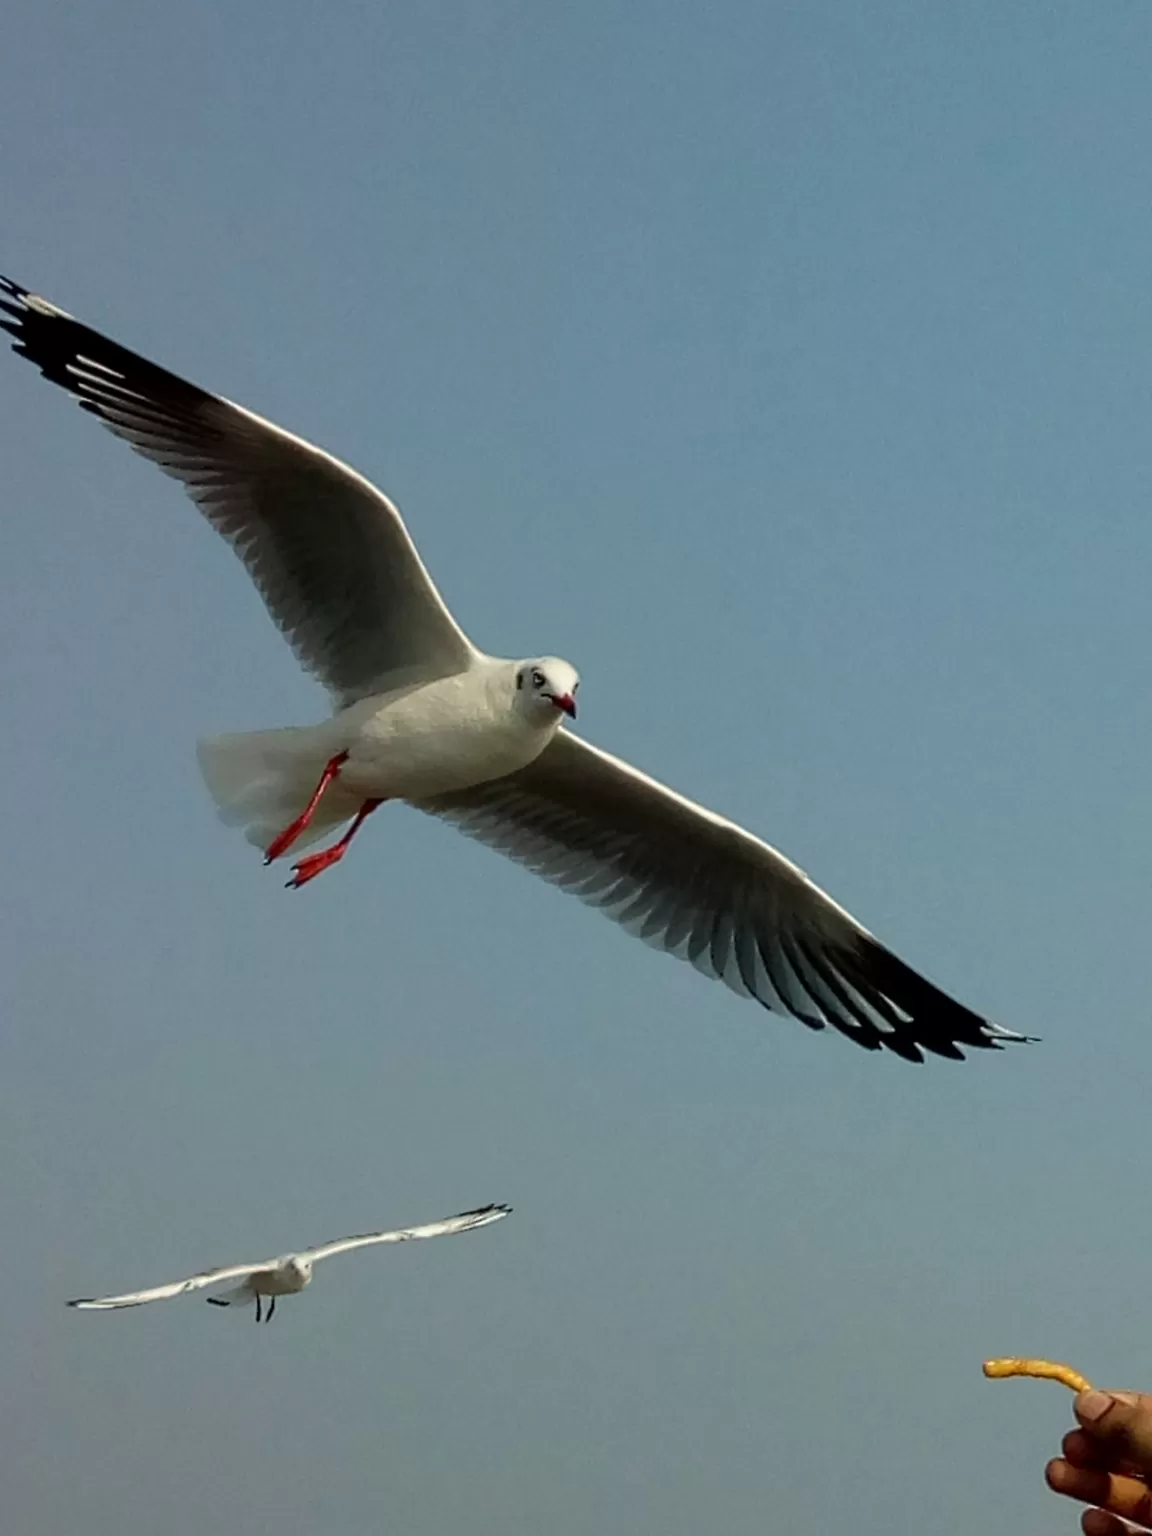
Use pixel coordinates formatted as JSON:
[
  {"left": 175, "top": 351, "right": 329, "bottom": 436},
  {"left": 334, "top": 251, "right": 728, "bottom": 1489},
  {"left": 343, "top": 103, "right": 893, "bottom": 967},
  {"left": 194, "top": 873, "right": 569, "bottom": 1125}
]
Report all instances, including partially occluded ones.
[{"left": 66, "top": 1203, "right": 511, "bottom": 1323}]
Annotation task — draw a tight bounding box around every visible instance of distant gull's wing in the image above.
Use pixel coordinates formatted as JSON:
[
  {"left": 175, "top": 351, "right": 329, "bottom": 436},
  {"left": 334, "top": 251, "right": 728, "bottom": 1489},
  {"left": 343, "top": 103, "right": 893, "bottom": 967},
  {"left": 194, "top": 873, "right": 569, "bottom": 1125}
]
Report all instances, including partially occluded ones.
[
  {"left": 0, "top": 276, "right": 476, "bottom": 704},
  {"left": 417, "top": 734, "right": 1031, "bottom": 1064},
  {"left": 67, "top": 1258, "right": 268, "bottom": 1310},
  {"left": 301, "top": 1203, "right": 512, "bottom": 1265}
]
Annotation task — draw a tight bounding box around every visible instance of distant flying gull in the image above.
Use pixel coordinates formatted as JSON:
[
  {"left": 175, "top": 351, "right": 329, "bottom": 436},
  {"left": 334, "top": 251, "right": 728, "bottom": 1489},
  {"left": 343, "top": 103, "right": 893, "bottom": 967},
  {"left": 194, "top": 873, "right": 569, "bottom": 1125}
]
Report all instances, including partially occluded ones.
[
  {"left": 67, "top": 1203, "right": 511, "bottom": 1323},
  {"left": 0, "top": 275, "right": 1031, "bottom": 1063}
]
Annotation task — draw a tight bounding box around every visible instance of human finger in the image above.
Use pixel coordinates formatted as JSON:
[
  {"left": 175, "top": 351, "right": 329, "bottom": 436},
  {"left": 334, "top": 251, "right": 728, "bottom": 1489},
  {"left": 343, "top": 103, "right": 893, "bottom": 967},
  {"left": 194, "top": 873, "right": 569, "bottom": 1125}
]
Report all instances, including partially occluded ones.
[
  {"left": 1065, "top": 1430, "right": 1112, "bottom": 1470},
  {"left": 1064, "top": 1429, "right": 1149, "bottom": 1479},
  {"left": 1081, "top": 1506, "right": 1149, "bottom": 1535},
  {"left": 1047, "top": 1458, "right": 1152, "bottom": 1526},
  {"left": 1076, "top": 1394, "right": 1152, "bottom": 1477}
]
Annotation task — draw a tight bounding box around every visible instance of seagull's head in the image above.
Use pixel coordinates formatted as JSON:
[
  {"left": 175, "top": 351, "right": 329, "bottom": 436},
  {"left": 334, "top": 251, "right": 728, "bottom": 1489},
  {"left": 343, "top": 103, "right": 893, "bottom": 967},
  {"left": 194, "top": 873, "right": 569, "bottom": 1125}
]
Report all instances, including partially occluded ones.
[
  {"left": 514, "top": 657, "right": 580, "bottom": 723},
  {"left": 285, "top": 1256, "right": 313, "bottom": 1290}
]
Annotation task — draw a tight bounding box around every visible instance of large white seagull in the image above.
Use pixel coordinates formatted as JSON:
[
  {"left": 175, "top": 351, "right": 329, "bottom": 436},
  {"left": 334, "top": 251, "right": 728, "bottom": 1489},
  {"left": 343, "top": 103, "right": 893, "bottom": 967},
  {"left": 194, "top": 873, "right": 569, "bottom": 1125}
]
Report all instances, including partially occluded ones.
[{"left": 0, "top": 275, "right": 1031, "bottom": 1064}]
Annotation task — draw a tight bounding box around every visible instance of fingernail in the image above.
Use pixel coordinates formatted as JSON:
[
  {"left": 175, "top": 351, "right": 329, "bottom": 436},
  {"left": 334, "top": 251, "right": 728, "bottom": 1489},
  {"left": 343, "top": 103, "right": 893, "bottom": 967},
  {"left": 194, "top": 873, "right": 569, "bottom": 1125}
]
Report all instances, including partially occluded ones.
[{"left": 1077, "top": 1391, "right": 1114, "bottom": 1422}]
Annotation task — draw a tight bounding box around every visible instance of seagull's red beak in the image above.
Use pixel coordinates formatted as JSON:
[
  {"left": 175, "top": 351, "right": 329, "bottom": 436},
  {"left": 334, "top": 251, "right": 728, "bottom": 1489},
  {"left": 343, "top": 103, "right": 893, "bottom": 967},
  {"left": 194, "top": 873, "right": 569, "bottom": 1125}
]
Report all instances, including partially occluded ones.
[{"left": 551, "top": 693, "right": 577, "bottom": 719}]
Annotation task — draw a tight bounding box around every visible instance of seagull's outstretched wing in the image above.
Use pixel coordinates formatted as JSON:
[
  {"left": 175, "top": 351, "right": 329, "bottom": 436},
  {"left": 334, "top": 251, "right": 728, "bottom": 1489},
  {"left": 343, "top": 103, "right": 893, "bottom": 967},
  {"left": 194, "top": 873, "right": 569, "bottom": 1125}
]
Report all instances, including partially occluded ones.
[
  {"left": 301, "top": 1203, "right": 512, "bottom": 1265},
  {"left": 67, "top": 1259, "right": 266, "bottom": 1310},
  {"left": 0, "top": 276, "right": 476, "bottom": 704},
  {"left": 419, "top": 736, "right": 1031, "bottom": 1064}
]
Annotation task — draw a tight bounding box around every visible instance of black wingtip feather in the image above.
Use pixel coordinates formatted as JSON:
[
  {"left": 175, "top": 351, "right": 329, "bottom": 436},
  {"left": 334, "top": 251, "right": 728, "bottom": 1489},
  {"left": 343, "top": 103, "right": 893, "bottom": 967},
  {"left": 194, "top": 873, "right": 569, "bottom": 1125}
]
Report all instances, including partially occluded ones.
[
  {"left": 849, "top": 933, "right": 1028, "bottom": 1061},
  {"left": 0, "top": 274, "right": 214, "bottom": 418}
]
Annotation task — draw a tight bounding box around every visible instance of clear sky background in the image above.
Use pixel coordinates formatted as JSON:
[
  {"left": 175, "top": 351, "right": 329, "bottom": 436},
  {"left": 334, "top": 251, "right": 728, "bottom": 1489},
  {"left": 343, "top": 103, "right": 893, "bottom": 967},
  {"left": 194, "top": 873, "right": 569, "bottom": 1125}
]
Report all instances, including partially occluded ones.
[{"left": 1, "top": 4, "right": 1149, "bottom": 1533}]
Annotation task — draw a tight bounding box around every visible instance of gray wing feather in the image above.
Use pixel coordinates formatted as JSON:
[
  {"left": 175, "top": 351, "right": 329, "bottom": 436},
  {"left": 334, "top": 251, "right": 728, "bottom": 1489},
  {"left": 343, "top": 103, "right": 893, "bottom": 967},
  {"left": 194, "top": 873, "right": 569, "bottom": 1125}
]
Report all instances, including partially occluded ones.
[
  {"left": 67, "top": 1259, "right": 264, "bottom": 1310},
  {"left": 0, "top": 276, "right": 476, "bottom": 703},
  {"left": 415, "top": 733, "right": 1030, "bottom": 1063},
  {"left": 301, "top": 1204, "right": 512, "bottom": 1264}
]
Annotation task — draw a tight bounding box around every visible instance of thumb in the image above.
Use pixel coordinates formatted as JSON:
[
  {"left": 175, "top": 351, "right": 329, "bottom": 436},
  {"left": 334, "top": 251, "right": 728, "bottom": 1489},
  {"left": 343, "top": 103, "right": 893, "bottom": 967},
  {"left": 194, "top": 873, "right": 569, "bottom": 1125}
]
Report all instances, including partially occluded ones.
[{"left": 1075, "top": 1391, "right": 1152, "bottom": 1469}]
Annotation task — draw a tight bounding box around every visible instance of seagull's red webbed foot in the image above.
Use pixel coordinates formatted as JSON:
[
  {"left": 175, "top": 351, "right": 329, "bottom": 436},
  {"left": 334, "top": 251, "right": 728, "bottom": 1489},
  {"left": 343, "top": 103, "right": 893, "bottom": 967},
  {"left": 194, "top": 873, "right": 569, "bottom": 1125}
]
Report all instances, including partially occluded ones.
[
  {"left": 285, "top": 798, "right": 383, "bottom": 890},
  {"left": 264, "top": 751, "right": 349, "bottom": 865},
  {"left": 286, "top": 843, "right": 349, "bottom": 888}
]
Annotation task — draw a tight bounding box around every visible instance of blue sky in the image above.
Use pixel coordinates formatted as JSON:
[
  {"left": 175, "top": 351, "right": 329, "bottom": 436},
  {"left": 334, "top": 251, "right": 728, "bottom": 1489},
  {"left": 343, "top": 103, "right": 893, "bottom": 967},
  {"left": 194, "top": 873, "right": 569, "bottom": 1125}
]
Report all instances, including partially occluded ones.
[{"left": 2, "top": 4, "right": 1151, "bottom": 1533}]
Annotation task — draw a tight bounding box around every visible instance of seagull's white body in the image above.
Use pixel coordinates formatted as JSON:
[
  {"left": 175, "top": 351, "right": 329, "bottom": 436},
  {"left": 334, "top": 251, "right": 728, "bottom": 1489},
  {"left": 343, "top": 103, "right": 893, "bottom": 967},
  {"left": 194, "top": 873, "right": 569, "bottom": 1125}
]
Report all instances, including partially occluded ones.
[
  {"left": 338, "top": 666, "right": 557, "bottom": 799},
  {"left": 240, "top": 1256, "right": 312, "bottom": 1300},
  {"left": 0, "top": 274, "right": 1033, "bottom": 1063},
  {"left": 200, "top": 658, "right": 572, "bottom": 851},
  {"left": 67, "top": 1204, "right": 511, "bottom": 1322}
]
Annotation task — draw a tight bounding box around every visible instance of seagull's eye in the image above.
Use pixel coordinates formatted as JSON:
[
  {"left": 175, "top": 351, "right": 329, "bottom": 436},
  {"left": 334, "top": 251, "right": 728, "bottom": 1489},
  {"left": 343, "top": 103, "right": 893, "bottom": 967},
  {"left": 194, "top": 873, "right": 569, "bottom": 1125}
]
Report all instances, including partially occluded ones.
[{"left": 532, "top": 670, "right": 546, "bottom": 688}]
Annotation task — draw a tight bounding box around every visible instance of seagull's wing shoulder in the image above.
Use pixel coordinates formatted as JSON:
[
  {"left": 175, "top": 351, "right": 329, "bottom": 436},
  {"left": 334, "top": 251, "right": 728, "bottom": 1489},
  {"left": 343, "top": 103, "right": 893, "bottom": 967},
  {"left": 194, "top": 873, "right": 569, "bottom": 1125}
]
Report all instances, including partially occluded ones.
[
  {"left": 300, "top": 1204, "right": 512, "bottom": 1265},
  {"left": 0, "top": 276, "right": 476, "bottom": 703},
  {"left": 417, "top": 733, "right": 1030, "bottom": 1063},
  {"left": 67, "top": 1258, "right": 266, "bottom": 1310}
]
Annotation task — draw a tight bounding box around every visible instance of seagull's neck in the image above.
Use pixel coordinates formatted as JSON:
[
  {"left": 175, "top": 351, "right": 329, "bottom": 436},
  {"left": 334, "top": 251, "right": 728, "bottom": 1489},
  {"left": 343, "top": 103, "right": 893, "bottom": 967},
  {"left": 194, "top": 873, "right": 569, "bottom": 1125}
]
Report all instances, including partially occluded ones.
[{"left": 477, "top": 659, "right": 524, "bottom": 715}]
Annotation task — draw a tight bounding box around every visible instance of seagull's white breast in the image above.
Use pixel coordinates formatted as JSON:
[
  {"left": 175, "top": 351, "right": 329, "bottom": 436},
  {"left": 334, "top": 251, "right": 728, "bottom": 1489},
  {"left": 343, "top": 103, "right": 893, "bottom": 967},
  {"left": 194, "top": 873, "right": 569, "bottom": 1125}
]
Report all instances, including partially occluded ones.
[
  {"left": 338, "top": 669, "right": 561, "bottom": 800},
  {"left": 250, "top": 1263, "right": 311, "bottom": 1297}
]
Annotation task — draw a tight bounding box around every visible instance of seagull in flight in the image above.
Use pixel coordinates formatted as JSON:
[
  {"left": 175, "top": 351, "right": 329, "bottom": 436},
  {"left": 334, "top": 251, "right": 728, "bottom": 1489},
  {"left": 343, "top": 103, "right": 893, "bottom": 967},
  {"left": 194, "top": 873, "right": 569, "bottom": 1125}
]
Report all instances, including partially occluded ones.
[
  {"left": 1, "top": 275, "right": 1031, "bottom": 1063},
  {"left": 67, "top": 1203, "right": 511, "bottom": 1322}
]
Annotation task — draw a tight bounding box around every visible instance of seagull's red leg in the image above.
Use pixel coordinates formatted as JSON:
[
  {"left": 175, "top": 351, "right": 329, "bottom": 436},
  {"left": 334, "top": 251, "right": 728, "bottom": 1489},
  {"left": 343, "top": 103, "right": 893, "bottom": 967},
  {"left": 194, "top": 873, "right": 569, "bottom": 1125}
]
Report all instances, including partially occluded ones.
[
  {"left": 263, "top": 751, "right": 349, "bottom": 864},
  {"left": 285, "top": 798, "right": 384, "bottom": 890}
]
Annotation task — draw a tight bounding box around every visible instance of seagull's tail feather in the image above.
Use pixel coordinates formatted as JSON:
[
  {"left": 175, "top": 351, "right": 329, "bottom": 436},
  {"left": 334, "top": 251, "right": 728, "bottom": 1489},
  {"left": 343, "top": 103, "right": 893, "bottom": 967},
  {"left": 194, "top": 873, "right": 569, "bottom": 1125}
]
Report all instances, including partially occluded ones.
[{"left": 197, "top": 727, "right": 358, "bottom": 852}]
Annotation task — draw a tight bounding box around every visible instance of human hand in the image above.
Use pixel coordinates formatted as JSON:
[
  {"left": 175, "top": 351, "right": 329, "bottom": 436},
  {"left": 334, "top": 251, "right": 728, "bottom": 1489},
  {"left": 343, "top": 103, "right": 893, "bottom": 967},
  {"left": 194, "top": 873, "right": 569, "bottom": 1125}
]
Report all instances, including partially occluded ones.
[{"left": 1046, "top": 1390, "right": 1152, "bottom": 1533}]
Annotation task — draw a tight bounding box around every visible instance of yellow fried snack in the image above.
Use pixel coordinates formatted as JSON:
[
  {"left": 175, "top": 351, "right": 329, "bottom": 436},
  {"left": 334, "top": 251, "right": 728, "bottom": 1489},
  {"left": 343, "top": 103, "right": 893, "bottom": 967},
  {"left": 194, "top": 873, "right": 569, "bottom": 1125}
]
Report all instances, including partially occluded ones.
[{"left": 983, "top": 1358, "right": 1093, "bottom": 1393}]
